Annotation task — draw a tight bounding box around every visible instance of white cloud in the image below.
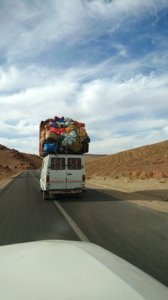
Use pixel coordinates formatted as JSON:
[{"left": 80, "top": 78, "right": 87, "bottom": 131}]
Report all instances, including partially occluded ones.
[
  {"left": 90, "top": 127, "right": 168, "bottom": 154},
  {"left": 111, "top": 43, "right": 127, "bottom": 57},
  {"left": 85, "top": 0, "right": 153, "bottom": 18},
  {"left": 0, "top": 136, "right": 38, "bottom": 154},
  {"left": 162, "top": 126, "right": 168, "bottom": 137},
  {"left": 0, "top": 0, "right": 167, "bottom": 63},
  {"left": 0, "top": 63, "right": 167, "bottom": 154}
]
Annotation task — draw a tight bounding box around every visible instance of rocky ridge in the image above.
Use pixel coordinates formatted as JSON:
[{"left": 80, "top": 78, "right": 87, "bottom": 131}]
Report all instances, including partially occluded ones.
[
  {"left": 85, "top": 140, "right": 168, "bottom": 180},
  {"left": 0, "top": 145, "right": 42, "bottom": 180}
]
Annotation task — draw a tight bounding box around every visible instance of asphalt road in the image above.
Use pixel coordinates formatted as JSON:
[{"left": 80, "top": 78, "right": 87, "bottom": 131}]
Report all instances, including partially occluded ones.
[{"left": 0, "top": 170, "right": 168, "bottom": 286}]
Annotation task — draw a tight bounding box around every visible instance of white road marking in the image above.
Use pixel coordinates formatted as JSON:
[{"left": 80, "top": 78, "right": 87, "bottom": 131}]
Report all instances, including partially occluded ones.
[
  {"left": 32, "top": 172, "right": 89, "bottom": 242},
  {"left": 54, "top": 201, "right": 90, "bottom": 242}
]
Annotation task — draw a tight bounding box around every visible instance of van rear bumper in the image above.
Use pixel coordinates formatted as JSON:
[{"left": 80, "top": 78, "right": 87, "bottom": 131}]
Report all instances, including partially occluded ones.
[{"left": 46, "top": 188, "right": 86, "bottom": 195}]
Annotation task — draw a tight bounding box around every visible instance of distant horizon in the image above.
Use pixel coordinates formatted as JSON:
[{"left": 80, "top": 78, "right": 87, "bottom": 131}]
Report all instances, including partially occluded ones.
[{"left": 1, "top": 138, "right": 168, "bottom": 157}]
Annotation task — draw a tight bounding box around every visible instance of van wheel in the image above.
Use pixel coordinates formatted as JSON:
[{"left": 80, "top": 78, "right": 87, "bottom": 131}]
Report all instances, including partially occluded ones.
[{"left": 43, "top": 191, "right": 48, "bottom": 200}]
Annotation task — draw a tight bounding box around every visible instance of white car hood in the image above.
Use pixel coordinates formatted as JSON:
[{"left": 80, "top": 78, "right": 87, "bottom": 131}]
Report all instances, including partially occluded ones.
[{"left": 0, "top": 240, "right": 167, "bottom": 300}]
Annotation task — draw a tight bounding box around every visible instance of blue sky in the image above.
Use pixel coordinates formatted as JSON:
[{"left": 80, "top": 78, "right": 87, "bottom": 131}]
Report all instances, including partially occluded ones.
[{"left": 0, "top": 0, "right": 168, "bottom": 154}]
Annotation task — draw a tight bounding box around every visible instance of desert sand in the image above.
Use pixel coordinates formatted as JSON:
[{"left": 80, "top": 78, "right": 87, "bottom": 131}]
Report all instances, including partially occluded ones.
[{"left": 87, "top": 176, "right": 168, "bottom": 213}]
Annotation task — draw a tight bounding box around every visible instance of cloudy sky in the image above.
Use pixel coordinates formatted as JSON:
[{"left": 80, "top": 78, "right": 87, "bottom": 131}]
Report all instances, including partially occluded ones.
[{"left": 0, "top": 0, "right": 168, "bottom": 155}]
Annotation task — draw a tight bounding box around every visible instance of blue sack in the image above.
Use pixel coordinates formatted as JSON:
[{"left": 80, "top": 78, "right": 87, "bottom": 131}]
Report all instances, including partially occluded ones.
[{"left": 43, "top": 143, "right": 57, "bottom": 153}]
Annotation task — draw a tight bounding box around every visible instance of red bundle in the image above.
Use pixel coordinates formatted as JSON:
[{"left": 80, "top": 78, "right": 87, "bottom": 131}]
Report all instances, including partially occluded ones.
[{"left": 49, "top": 127, "right": 65, "bottom": 135}]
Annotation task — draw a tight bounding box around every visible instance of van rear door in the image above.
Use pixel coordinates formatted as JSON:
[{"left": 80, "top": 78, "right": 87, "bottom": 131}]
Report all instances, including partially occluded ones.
[
  {"left": 66, "top": 156, "right": 83, "bottom": 190},
  {"left": 49, "top": 156, "right": 66, "bottom": 190}
]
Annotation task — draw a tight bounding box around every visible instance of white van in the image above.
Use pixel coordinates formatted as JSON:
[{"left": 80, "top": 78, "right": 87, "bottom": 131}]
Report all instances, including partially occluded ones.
[{"left": 40, "top": 154, "right": 86, "bottom": 199}]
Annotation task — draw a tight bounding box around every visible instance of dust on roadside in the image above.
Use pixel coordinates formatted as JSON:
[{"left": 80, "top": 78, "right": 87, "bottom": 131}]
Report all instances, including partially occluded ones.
[{"left": 87, "top": 177, "right": 168, "bottom": 213}]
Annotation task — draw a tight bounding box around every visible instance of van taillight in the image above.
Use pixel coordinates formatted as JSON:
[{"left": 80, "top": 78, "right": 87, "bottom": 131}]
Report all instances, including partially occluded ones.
[
  {"left": 82, "top": 175, "right": 85, "bottom": 182},
  {"left": 46, "top": 175, "right": 50, "bottom": 183}
]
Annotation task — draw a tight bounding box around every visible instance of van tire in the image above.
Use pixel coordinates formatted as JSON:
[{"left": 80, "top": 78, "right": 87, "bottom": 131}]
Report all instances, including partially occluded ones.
[{"left": 43, "top": 191, "right": 48, "bottom": 200}]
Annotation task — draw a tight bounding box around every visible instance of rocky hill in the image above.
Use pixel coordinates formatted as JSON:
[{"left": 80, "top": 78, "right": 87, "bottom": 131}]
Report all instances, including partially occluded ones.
[
  {"left": 1, "top": 140, "right": 168, "bottom": 182},
  {"left": 85, "top": 140, "right": 168, "bottom": 180},
  {"left": 0, "top": 144, "right": 42, "bottom": 180}
]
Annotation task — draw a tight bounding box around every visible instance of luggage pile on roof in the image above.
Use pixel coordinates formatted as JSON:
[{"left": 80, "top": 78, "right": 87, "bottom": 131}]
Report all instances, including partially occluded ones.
[{"left": 39, "top": 116, "right": 90, "bottom": 157}]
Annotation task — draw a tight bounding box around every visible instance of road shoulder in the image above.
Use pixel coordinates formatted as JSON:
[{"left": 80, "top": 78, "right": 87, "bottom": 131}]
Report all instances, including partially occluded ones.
[
  {"left": 0, "top": 172, "right": 23, "bottom": 190},
  {"left": 87, "top": 177, "right": 168, "bottom": 213}
]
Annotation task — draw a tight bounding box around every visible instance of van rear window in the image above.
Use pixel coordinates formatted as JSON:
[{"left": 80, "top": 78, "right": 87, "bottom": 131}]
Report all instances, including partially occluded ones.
[
  {"left": 68, "top": 158, "right": 81, "bottom": 170},
  {"left": 51, "top": 158, "right": 65, "bottom": 170}
]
